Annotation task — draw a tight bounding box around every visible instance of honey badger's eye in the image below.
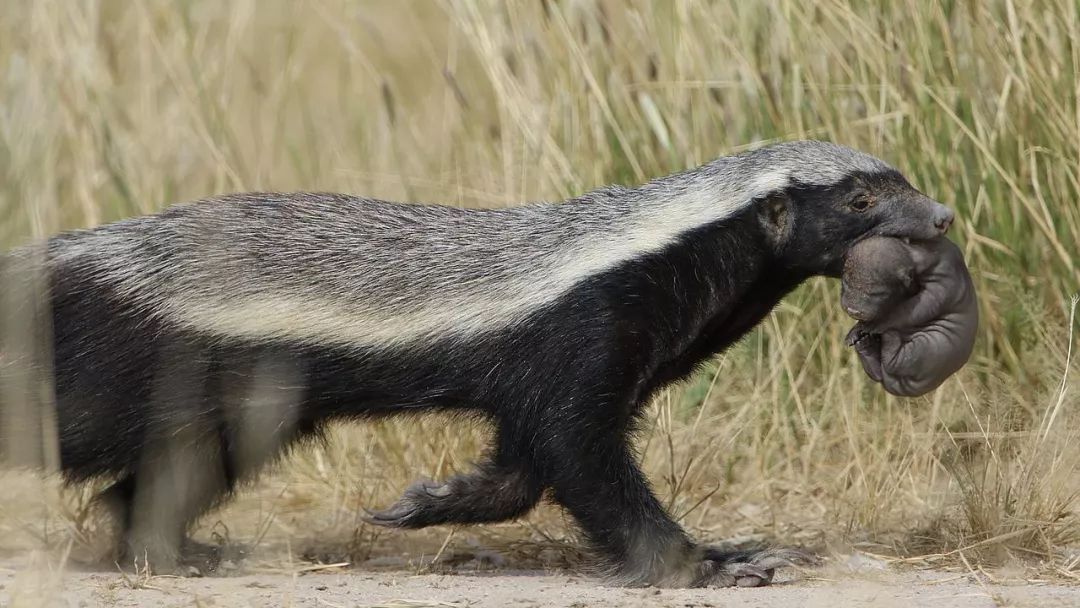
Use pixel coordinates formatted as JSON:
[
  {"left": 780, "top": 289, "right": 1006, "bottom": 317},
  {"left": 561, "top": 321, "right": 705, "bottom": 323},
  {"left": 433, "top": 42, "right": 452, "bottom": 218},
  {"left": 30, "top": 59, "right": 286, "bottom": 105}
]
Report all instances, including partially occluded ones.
[{"left": 849, "top": 194, "right": 874, "bottom": 212}]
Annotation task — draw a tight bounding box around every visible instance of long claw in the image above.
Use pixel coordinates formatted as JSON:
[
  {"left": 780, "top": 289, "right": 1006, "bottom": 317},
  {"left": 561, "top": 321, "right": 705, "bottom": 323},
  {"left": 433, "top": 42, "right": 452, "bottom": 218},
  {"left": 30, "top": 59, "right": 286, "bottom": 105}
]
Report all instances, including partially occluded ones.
[
  {"left": 361, "top": 504, "right": 414, "bottom": 527},
  {"left": 726, "top": 563, "right": 773, "bottom": 587},
  {"left": 421, "top": 481, "right": 452, "bottom": 498}
]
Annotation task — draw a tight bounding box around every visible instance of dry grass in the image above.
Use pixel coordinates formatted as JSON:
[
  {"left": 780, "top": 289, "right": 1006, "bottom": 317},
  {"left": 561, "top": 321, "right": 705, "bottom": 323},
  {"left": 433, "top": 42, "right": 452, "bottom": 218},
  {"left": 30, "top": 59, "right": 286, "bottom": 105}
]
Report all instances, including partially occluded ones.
[{"left": 0, "top": 0, "right": 1078, "bottom": 582}]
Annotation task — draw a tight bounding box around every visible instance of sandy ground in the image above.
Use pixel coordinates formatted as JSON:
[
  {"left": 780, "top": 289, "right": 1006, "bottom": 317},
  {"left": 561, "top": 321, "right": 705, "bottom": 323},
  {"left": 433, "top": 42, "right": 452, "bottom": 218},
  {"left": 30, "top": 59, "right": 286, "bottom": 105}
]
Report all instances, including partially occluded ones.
[{"left": 4, "top": 562, "right": 1080, "bottom": 608}]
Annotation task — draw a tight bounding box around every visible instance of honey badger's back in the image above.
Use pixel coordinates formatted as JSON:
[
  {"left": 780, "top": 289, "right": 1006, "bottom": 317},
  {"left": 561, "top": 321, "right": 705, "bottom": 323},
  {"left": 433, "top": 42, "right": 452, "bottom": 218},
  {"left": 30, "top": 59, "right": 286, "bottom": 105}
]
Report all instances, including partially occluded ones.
[
  {"left": 47, "top": 193, "right": 573, "bottom": 346},
  {"left": 44, "top": 187, "right": 733, "bottom": 351}
]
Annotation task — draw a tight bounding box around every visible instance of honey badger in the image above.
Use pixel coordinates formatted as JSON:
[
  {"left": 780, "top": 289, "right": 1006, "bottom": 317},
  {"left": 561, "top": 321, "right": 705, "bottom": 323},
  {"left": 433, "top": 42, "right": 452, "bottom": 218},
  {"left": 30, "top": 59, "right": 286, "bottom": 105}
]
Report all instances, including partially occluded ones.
[{"left": 2, "top": 140, "right": 954, "bottom": 587}]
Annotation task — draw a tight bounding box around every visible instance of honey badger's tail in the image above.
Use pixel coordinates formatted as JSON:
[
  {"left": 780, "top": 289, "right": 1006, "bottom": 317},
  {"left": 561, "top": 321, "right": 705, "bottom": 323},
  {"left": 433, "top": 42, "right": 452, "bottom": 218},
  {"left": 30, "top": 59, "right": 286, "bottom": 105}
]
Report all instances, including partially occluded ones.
[{"left": 0, "top": 247, "right": 60, "bottom": 472}]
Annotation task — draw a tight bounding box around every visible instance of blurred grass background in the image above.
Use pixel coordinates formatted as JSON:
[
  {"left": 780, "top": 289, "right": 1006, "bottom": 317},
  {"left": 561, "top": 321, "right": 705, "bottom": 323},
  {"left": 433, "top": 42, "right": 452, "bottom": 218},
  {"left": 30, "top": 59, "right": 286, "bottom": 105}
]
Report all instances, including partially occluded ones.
[{"left": 0, "top": 0, "right": 1078, "bottom": 578}]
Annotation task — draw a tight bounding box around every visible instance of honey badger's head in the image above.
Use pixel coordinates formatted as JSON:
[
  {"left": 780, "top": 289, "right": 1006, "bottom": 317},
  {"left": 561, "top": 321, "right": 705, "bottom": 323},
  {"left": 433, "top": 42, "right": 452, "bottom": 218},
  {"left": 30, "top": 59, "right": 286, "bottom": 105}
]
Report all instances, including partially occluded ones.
[{"left": 746, "top": 141, "right": 954, "bottom": 277}]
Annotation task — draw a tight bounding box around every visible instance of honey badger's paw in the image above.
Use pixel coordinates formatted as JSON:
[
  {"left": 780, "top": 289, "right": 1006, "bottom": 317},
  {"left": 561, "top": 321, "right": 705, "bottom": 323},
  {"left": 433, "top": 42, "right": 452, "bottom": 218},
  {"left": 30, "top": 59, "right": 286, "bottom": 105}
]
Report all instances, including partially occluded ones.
[
  {"left": 364, "top": 468, "right": 542, "bottom": 529},
  {"left": 363, "top": 479, "right": 449, "bottom": 528},
  {"left": 693, "top": 547, "right": 817, "bottom": 588}
]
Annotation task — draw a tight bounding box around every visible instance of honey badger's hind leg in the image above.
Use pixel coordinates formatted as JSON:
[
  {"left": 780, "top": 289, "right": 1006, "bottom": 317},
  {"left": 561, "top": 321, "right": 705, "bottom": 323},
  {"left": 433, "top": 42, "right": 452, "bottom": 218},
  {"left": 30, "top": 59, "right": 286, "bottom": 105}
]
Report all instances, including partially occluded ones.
[
  {"left": 365, "top": 433, "right": 543, "bottom": 529},
  {"left": 90, "top": 345, "right": 302, "bottom": 576},
  {"left": 96, "top": 453, "right": 237, "bottom": 576}
]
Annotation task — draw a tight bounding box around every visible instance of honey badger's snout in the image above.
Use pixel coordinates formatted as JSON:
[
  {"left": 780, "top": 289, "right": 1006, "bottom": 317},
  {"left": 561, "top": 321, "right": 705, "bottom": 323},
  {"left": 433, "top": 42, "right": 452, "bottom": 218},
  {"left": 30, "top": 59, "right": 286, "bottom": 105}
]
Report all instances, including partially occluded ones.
[
  {"left": 916, "top": 194, "right": 954, "bottom": 237},
  {"left": 880, "top": 190, "right": 955, "bottom": 241},
  {"left": 932, "top": 204, "right": 955, "bottom": 234}
]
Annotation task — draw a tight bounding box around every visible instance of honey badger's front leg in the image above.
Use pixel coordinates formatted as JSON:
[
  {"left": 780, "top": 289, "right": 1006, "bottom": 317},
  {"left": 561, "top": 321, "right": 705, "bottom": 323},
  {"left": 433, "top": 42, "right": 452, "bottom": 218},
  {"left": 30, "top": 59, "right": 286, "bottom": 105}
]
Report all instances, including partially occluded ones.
[
  {"left": 372, "top": 392, "right": 808, "bottom": 587},
  {"left": 524, "top": 405, "right": 807, "bottom": 587},
  {"left": 366, "top": 433, "right": 543, "bottom": 528}
]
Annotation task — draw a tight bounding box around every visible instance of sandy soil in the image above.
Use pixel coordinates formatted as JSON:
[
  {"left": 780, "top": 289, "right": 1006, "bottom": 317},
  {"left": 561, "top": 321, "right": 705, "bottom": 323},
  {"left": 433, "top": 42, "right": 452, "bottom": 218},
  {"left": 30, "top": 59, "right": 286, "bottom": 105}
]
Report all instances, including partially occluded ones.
[{"left": 4, "top": 562, "right": 1080, "bottom": 608}]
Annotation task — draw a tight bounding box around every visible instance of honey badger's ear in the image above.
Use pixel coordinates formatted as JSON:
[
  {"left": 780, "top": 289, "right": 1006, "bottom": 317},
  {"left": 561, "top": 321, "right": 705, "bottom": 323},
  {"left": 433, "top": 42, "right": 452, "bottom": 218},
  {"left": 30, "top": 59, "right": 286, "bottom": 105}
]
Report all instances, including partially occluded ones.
[{"left": 756, "top": 191, "right": 793, "bottom": 249}]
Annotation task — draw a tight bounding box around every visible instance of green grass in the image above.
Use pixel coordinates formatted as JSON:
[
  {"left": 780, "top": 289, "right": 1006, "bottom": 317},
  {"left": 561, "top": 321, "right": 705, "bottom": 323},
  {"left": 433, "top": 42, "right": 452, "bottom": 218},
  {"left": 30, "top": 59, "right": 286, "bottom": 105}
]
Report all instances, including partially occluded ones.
[{"left": 0, "top": 0, "right": 1077, "bottom": 576}]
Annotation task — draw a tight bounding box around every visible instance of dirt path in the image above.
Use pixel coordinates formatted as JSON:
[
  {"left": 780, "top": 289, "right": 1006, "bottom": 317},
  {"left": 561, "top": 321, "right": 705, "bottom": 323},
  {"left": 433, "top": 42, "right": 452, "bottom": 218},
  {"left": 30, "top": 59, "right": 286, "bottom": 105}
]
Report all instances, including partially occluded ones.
[{"left": 4, "top": 566, "right": 1079, "bottom": 608}]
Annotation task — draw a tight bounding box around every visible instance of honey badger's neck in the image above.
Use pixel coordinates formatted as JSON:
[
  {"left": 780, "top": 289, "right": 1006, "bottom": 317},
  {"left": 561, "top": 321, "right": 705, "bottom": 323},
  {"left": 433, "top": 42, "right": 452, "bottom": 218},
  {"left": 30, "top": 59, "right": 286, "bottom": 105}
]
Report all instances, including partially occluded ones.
[{"left": 556, "top": 206, "right": 806, "bottom": 402}]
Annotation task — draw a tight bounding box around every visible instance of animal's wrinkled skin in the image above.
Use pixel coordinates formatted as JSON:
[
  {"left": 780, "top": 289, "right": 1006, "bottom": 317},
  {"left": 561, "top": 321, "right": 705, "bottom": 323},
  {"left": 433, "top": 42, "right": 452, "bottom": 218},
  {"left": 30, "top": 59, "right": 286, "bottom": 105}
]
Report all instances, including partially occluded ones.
[{"left": 842, "top": 236, "right": 978, "bottom": 396}]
